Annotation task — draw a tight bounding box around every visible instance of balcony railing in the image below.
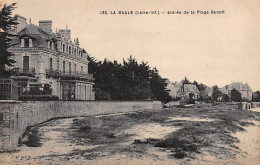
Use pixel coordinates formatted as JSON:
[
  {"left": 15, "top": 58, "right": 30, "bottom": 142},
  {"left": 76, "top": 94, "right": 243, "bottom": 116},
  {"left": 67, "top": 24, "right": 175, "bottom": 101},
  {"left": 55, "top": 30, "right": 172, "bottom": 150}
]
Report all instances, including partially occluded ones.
[
  {"left": 12, "top": 67, "right": 36, "bottom": 77},
  {"left": 46, "top": 69, "right": 94, "bottom": 82},
  {"left": 46, "top": 69, "right": 60, "bottom": 79}
]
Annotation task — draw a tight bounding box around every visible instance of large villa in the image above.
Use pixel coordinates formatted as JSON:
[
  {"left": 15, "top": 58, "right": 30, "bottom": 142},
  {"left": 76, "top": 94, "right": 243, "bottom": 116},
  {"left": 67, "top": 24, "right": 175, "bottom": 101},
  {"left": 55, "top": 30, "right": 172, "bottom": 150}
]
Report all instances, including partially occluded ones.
[{"left": 7, "top": 15, "right": 95, "bottom": 100}]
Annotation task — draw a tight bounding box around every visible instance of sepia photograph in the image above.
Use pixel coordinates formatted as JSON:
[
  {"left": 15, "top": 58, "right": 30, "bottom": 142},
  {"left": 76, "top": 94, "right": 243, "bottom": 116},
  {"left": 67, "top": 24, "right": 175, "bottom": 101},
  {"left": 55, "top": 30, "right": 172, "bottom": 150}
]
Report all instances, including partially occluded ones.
[{"left": 0, "top": 0, "right": 260, "bottom": 165}]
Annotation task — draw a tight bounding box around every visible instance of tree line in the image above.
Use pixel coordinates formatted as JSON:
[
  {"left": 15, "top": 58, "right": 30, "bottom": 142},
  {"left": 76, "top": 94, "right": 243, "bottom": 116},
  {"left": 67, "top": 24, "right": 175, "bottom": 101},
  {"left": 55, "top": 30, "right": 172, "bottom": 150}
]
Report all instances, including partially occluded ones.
[{"left": 87, "top": 56, "right": 171, "bottom": 103}]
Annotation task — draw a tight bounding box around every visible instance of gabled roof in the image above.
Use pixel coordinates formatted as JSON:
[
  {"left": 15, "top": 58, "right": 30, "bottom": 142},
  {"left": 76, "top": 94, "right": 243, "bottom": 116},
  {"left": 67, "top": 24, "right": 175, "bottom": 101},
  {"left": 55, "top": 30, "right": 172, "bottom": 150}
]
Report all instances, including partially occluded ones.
[
  {"left": 168, "top": 82, "right": 199, "bottom": 92},
  {"left": 184, "top": 84, "right": 199, "bottom": 92},
  {"left": 19, "top": 34, "right": 36, "bottom": 39}
]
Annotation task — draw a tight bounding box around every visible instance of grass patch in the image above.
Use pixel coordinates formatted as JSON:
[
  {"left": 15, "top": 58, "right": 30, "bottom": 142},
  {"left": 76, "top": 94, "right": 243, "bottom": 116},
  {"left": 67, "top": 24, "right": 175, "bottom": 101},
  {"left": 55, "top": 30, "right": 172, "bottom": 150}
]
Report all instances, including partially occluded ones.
[
  {"left": 133, "top": 138, "right": 159, "bottom": 144},
  {"left": 69, "top": 103, "right": 260, "bottom": 160}
]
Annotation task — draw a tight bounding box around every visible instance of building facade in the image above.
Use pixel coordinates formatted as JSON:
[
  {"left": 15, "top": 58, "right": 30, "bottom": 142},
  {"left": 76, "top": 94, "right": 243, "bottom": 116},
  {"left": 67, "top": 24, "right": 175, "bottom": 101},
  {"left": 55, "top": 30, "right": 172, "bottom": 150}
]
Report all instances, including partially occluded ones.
[
  {"left": 221, "top": 82, "right": 252, "bottom": 101},
  {"left": 167, "top": 81, "right": 200, "bottom": 100},
  {"left": 8, "top": 15, "right": 95, "bottom": 100}
]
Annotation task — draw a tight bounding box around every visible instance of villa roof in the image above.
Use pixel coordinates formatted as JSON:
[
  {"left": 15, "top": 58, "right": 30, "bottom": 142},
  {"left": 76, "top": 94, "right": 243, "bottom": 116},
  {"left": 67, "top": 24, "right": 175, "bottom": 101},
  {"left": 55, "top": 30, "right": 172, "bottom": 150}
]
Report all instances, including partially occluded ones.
[
  {"left": 184, "top": 84, "right": 199, "bottom": 92},
  {"left": 222, "top": 82, "right": 252, "bottom": 91},
  {"left": 17, "top": 24, "right": 57, "bottom": 39}
]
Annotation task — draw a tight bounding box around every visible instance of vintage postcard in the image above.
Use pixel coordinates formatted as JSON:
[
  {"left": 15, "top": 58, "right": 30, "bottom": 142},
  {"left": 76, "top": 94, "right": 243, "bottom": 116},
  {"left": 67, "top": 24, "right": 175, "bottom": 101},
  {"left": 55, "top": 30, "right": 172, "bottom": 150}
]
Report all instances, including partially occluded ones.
[{"left": 0, "top": 0, "right": 260, "bottom": 165}]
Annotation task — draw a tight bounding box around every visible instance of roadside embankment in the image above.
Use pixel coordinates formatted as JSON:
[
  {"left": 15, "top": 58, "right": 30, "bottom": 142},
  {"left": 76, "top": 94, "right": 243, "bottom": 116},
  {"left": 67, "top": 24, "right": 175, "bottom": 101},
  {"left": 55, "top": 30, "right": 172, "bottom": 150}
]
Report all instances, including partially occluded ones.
[{"left": 0, "top": 100, "right": 162, "bottom": 151}]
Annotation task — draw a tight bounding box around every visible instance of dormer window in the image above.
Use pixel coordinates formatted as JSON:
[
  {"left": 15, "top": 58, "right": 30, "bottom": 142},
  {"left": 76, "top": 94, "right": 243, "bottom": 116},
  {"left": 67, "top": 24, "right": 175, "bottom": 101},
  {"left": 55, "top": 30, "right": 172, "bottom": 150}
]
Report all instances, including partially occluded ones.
[
  {"left": 79, "top": 51, "right": 83, "bottom": 59},
  {"left": 48, "top": 40, "right": 53, "bottom": 50},
  {"left": 50, "top": 41, "right": 53, "bottom": 50},
  {"left": 25, "top": 39, "right": 29, "bottom": 47},
  {"left": 21, "top": 38, "right": 33, "bottom": 47},
  {"left": 74, "top": 48, "right": 77, "bottom": 56},
  {"left": 79, "top": 51, "right": 82, "bottom": 58},
  {"left": 62, "top": 44, "right": 66, "bottom": 52}
]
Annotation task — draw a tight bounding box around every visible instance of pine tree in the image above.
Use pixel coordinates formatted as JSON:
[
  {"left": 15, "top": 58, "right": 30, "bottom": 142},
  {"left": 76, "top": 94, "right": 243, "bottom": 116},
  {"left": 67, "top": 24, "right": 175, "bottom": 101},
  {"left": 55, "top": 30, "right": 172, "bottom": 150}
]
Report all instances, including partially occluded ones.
[
  {"left": 87, "top": 55, "right": 171, "bottom": 102},
  {"left": 231, "top": 89, "right": 242, "bottom": 102},
  {"left": 212, "top": 85, "right": 222, "bottom": 101},
  {"left": 0, "top": 3, "right": 17, "bottom": 77}
]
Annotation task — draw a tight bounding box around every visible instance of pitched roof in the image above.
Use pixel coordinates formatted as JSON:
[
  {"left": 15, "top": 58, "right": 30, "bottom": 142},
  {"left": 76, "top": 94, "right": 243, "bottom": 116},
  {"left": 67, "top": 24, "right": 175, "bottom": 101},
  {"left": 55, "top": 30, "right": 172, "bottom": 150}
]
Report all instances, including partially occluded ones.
[
  {"left": 184, "top": 84, "right": 199, "bottom": 92},
  {"left": 222, "top": 82, "right": 252, "bottom": 91},
  {"left": 231, "top": 82, "right": 251, "bottom": 90},
  {"left": 17, "top": 24, "right": 57, "bottom": 39}
]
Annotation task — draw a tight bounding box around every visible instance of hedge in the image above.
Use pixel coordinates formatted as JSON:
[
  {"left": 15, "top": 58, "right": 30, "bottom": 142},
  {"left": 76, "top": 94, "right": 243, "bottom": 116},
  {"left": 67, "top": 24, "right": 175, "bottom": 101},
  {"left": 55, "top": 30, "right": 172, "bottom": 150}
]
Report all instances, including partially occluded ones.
[{"left": 18, "top": 95, "right": 59, "bottom": 101}]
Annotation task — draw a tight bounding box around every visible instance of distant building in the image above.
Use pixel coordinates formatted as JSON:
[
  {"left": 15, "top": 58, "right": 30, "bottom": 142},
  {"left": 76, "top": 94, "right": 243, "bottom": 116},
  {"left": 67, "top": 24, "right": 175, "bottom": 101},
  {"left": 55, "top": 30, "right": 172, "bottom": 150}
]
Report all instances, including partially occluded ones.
[
  {"left": 167, "top": 81, "right": 200, "bottom": 100},
  {"left": 204, "top": 87, "right": 213, "bottom": 97},
  {"left": 167, "top": 82, "right": 178, "bottom": 99},
  {"left": 221, "top": 82, "right": 252, "bottom": 101},
  {"left": 7, "top": 14, "right": 95, "bottom": 100}
]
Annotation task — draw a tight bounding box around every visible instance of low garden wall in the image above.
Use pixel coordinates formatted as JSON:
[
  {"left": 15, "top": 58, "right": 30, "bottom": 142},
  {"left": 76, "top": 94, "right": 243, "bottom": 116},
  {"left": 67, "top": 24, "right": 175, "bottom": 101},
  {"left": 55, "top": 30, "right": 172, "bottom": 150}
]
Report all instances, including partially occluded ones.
[{"left": 0, "top": 100, "right": 162, "bottom": 151}]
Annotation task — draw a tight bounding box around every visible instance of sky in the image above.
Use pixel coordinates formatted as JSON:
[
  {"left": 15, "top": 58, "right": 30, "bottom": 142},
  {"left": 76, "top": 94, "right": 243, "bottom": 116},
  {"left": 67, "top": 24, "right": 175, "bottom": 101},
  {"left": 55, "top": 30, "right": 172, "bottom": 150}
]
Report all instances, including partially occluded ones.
[{"left": 2, "top": 0, "right": 260, "bottom": 91}]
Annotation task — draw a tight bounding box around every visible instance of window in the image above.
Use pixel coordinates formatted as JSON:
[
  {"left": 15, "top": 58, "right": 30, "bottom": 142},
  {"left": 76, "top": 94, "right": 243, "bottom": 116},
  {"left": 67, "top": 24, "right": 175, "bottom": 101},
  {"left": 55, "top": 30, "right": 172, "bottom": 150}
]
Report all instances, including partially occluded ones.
[
  {"left": 69, "top": 46, "right": 71, "bottom": 55},
  {"left": 23, "top": 56, "right": 29, "bottom": 73},
  {"left": 49, "top": 41, "right": 53, "bottom": 50},
  {"left": 74, "top": 48, "right": 77, "bottom": 56},
  {"left": 54, "top": 42, "right": 57, "bottom": 51},
  {"left": 21, "top": 38, "right": 32, "bottom": 47},
  {"left": 74, "top": 64, "right": 77, "bottom": 72},
  {"left": 81, "top": 66, "right": 83, "bottom": 72},
  {"left": 50, "top": 58, "right": 53, "bottom": 70},
  {"left": 57, "top": 59, "right": 59, "bottom": 70},
  {"left": 63, "top": 61, "right": 65, "bottom": 73},
  {"left": 24, "top": 39, "right": 29, "bottom": 47},
  {"left": 69, "top": 62, "right": 71, "bottom": 74},
  {"left": 79, "top": 51, "right": 82, "bottom": 59},
  {"left": 62, "top": 44, "right": 65, "bottom": 52}
]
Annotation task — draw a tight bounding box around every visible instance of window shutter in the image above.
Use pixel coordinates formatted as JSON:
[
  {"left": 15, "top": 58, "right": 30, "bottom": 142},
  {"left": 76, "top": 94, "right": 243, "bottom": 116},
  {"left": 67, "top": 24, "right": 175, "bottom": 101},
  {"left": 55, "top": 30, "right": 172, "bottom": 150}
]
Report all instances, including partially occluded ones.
[
  {"left": 29, "top": 39, "right": 33, "bottom": 47},
  {"left": 21, "top": 39, "right": 25, "bottom": 47}
]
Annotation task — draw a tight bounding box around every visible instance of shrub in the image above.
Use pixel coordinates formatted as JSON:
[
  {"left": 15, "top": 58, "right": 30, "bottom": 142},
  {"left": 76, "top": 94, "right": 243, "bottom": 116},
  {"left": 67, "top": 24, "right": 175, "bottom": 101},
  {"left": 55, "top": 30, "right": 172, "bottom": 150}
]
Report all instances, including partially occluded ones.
[
  {"left": 18, "top": 95, "right": 59, "bottom": 101},
  {"left": 188, "top": 98, "right": 195, "bottom": 104},
  {"left": 95, "top": 90, "right": 111, "bottom": 100},
  {"left": 22, "top": 84, "right": 53, "bottom": 95},
  {"left": 24, "top": 128, "right": 42, "bottom": 147},
  {"left": 231, "top": 89, "right": 242, "bottom": 102},
  {"left": 79, "top": 125, "right": 91, "bottom": 132},
  {"left": 42, "top": 84, "right": 52, "bottom": 95}
]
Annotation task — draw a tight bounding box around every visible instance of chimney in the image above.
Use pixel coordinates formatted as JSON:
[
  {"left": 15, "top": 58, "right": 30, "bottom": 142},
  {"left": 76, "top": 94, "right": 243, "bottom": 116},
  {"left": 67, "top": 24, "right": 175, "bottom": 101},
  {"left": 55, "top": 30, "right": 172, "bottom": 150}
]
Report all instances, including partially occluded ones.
[
  {"left": 75, "top": 37, "right": 79, "bottom": 45},
  {"left": 15, "top": 14, "right": 27, "bottom": 33},
  {"left": 59, "top": 29, "right": 71, "bottom": 40},
  {"left": 39, "top": 20, "right": 52, "bottom": 33}
]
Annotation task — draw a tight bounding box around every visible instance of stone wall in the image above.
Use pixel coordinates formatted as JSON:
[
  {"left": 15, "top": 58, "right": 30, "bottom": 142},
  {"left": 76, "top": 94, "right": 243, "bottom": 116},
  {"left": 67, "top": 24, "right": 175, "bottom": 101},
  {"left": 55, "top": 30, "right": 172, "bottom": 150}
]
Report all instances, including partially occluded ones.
[{"left": 0, "top": 100, "right": 162, "bottom": 151}]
